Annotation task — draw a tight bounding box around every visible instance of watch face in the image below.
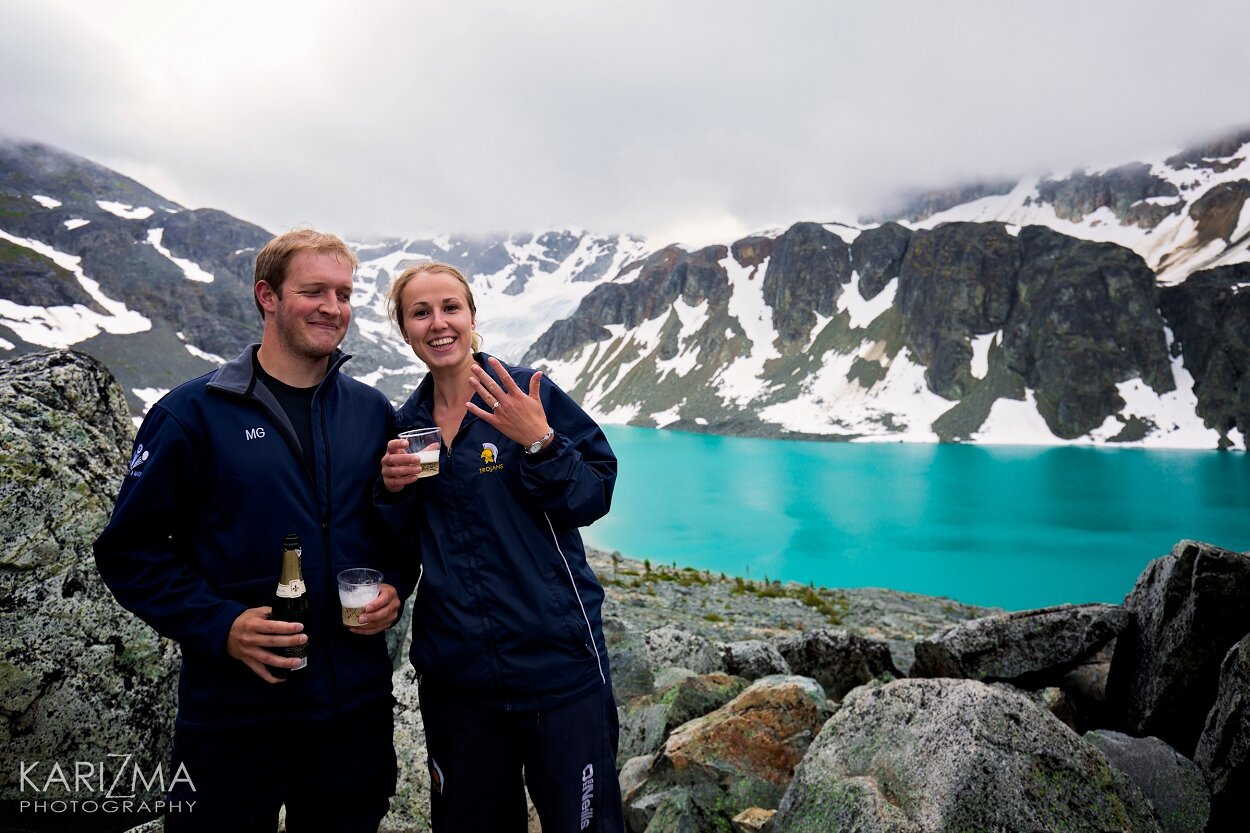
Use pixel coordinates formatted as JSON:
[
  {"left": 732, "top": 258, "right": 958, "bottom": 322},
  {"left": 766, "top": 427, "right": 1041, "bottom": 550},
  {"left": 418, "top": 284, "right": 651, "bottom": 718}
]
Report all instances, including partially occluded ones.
[{"left": 526, "top": 430, "right": 553, "bottom": 454}]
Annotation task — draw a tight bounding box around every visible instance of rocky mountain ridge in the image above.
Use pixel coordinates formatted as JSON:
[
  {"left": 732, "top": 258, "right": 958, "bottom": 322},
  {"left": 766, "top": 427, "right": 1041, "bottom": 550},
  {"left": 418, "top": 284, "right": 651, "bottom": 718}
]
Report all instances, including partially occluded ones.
[
  {"left": 526, "top": 128, "right": 1250, "bottom": 449},
  {"left": 1, "top": 129, "right": 1248, "bottom": 449}
]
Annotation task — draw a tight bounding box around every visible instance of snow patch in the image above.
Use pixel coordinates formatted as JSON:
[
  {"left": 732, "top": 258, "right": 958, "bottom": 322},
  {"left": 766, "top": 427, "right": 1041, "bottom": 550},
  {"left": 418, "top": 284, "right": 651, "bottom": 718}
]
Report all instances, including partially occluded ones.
[
  {"left": 132, "top": 387, "right": 168, "bottom": 415},
  {"left": 970, "top": 344, "right": 1226, "bottom": 449},
  {"left": 838, "top": 273, "right": 896, "bottom": 330},
  {"left": 973, "top": 390, "right": 1061, "bottom": 445},
  {"left": 64, "top": 218, "right": 90, "bottom": 230},
  {"left": 760, "top": 346, "right": 947, "bottom": 442},
  {"left": 584, "top": 401, "right": 642, "bottom": 426},
  {"left": 352, "top": 363, "right": 426, "bottom": 391},
  {"left": 182, "top": 340, "right": 226, "bottom": 365},
  {"left": 716, "top": 254, "right": 779, "bottom": 405},
  {"left": 97, "top": 200, "right": 154, "bottom": 220},
  {"left": 33, "top": 195, "right": 62, "bottom": 208},
  {"left": 1082, "top": 337, "right": 1222, "bottom": 449},
  {"left": 0, "top": 229, "right": 151, "bottom": 347},
  {"left": 1085, "top": 373, "right": 1219, "bottom": 448},
  {"left": 148, "top": 229, "right": 214, "bottom": 283},
  {"left": 654, "top": 299, "right": 708, "bottom": 380},
  {"left": 823, "top": 223, "right": 862, "bottom": 244},
  {"left": 650, "top": 405, "right": 683, "bottom": 427},
  {"left": 970, "top": 331, "right": 999, "bottom": 380}
]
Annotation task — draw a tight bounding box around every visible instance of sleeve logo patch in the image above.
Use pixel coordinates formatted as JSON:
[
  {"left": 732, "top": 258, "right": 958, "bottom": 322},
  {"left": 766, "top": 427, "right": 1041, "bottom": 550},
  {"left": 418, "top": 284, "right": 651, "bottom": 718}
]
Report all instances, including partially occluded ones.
[{"left": 128, "top": 444, "right": 150, "bottom": 477}]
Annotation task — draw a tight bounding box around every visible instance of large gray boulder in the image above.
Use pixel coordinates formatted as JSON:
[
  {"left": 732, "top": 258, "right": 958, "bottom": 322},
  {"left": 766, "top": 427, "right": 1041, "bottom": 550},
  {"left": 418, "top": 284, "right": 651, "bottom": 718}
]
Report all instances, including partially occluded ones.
[
  {"left": 911, "top": 602, "right": 1128, "bottom": 683},
  {"left": 1194, "top": 634, "right": 1250, "bottom": 833},
  {"left": 1084, "top": 730, "right": 1209, "bottom": 833},
  {"left": 0, "top": 350, "right": 180, "bottom": 803},
  {"left": 775, "top": 629, "right": 899, "bottom": 701},
  {"left": 774, "top": 678, "right": 1163, "bottom": 833},
  {"left": 604, "top": 615, "right": 656, "bottom": 702},
  {"left": 1106, "top": 539, "right": 1250, "bottom": 755},
  {"left": 720, "top": 640, "right": 790, "bottom": 681},
  {"left": 644, "top": 625, "right": 724, "bottom": 675}
]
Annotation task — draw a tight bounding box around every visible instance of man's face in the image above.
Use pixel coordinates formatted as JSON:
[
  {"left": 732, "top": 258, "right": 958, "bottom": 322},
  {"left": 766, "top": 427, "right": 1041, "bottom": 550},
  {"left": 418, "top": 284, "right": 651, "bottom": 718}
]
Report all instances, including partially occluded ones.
[{"left": 264, "top": 250, "right": 354, "bottom": 361}]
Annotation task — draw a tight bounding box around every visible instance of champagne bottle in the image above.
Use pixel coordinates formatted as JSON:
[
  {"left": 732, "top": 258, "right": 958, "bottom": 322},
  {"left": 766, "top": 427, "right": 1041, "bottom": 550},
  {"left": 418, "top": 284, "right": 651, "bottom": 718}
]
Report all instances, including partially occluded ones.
[{"left": 272, "top": 532, "right": 309, "bottom": 678}]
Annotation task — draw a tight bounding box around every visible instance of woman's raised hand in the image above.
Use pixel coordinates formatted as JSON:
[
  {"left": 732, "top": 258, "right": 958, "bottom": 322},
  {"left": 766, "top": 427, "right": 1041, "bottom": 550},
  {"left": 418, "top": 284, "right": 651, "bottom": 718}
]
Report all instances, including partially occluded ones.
[{"left": 467, "top": 357, "right": 551, "bottom": 449}]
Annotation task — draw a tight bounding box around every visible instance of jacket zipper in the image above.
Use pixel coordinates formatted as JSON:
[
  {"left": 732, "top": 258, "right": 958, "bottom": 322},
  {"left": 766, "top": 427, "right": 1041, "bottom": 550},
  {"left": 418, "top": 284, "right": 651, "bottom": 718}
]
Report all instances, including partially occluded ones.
[
  {"left": 257, "top": 372, "right": 343, "bottom": 717},
  {"left": 315, "top": 394, "right": 342, "bottom": 718}
]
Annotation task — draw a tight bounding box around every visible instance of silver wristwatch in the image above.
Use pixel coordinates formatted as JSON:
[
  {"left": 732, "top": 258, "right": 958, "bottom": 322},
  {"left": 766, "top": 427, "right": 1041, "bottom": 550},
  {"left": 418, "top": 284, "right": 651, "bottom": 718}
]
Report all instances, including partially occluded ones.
[{"left": 525, "top": 429, "right": 555, "bottom": 455}]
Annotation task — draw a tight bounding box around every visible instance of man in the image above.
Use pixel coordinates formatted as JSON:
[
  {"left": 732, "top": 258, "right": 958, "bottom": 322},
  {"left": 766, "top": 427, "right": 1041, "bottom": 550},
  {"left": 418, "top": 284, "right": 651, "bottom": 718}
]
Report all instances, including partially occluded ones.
[{"left": 94, "top": 229, "right": 410, "bottom": 832}]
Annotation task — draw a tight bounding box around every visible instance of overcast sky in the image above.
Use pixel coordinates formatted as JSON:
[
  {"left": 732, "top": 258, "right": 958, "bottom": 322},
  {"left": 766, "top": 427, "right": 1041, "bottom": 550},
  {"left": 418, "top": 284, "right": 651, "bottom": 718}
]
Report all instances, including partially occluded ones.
[{"left": 3, "top": 0, "right": 1248, "bottom": 246}]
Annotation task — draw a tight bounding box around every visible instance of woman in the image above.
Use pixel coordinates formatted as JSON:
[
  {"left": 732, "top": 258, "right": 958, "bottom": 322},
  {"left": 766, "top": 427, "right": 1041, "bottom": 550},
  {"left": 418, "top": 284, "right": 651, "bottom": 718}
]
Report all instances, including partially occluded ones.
[{"left": 378, "top": 261, "right": 623, "bottom": 833}]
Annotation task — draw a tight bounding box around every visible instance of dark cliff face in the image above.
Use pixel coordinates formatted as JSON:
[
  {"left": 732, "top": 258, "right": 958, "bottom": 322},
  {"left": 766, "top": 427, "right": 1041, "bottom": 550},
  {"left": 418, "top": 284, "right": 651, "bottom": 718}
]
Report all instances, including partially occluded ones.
[
  {"left": 162, "top": 207, "right": 272, "bottom": 268},
  {"left": 1007, "top": 226, "right": 1173, "bottom": 439},
  {"left": 761, "top": 222, "right": 853, "bottom": 346},
  {"left": 524, "top": 244, "right": 731, "bottom": 362},
  {"left": 884, "top": 221, "right": 1172, "bottom": 437},
  {"left": 1160, "top": 265, "right": 1250, "bottom": 447},
  {"left": 159, "top": 208, "right": 272, "bottom": 355},
  {"left": 896, "top": 222, "right": 1019, "bottom": 399},
  {"left": 1186, "top": 180, "right": 1250, "bottom": 249},
  {"left": 1033, "top": 162, "right": 1182, "bottom": 228},
  {"left": 850, "top": 221, "right": 911, "bottom": 299},
  {"left": 731, "top": 235, "right": 775, "bottom": 270}
]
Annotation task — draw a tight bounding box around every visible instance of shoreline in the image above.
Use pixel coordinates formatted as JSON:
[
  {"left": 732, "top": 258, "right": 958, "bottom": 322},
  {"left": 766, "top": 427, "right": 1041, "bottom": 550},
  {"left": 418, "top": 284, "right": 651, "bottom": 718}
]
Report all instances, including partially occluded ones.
[
  {"left": 595, "top": 419, "right": 1248, "bottom": 453},
  {"left": 586, "top": 547, "right": 1002, "bottom": 673}
]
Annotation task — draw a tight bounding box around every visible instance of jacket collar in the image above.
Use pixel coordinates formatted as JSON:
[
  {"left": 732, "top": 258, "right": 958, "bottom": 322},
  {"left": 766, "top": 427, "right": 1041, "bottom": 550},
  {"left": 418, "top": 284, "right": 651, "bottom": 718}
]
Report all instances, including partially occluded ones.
[{"left": 208, "top": 343, "right": 351, "bottom": 397}]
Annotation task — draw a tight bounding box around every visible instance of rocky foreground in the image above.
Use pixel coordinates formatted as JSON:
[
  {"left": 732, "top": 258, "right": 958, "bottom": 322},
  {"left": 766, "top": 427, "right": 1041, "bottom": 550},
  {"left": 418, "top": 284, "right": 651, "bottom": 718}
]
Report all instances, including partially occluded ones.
[{"left": 3, "top": 349, "right": 1249, "bottom": 833}]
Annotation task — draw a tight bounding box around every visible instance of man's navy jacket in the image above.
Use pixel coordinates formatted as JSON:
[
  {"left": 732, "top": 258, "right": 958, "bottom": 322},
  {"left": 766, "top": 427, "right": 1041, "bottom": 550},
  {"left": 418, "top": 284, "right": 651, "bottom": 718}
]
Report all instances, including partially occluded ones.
[{"left": 94, "top": 345, "right": 413, "bottom": 728}]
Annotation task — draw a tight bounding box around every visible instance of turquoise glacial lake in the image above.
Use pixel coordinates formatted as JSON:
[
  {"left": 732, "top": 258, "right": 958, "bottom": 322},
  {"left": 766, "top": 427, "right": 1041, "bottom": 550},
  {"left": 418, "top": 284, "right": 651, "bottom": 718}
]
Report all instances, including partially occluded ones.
[{"left": 582, "top": 426, "right": 1250, "bottom": 611}]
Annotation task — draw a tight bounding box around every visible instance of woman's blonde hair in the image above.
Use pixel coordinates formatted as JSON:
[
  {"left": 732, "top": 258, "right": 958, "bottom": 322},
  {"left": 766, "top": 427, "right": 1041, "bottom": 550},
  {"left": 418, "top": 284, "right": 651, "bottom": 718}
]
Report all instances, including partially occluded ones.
[{"left": 387, "top": 260, "right": 482, "bottom": 351}]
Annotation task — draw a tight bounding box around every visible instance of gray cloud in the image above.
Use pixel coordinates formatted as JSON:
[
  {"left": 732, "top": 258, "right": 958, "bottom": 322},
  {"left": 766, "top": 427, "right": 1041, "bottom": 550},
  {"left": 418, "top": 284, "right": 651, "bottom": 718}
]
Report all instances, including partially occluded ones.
[{"left": 3, "top": 0, "right": 1248, "bottom": 244}]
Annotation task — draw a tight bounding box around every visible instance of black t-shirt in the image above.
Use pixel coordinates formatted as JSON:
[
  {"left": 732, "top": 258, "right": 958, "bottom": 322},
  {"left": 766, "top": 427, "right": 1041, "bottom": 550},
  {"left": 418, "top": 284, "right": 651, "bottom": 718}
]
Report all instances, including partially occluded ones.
[{"left": 254, "top": 356, "right": 317, "bottom": 475}]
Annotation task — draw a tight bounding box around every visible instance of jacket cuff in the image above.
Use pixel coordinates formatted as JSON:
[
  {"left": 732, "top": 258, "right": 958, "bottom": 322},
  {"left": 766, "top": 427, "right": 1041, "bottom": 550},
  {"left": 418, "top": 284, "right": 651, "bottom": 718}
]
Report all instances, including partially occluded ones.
[{"left": 198, "top": 602, "right": 250, "bottom": 661}]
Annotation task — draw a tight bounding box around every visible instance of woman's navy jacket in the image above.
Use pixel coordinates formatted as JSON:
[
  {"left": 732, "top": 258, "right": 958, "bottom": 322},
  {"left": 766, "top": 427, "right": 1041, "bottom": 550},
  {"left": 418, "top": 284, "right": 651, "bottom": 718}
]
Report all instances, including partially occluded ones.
[
  {"left": 380, "top": 354, "right": 617, "bottom": 710},
  {"left": 94, "top": 345, "right": 412, "bottom": 728}
]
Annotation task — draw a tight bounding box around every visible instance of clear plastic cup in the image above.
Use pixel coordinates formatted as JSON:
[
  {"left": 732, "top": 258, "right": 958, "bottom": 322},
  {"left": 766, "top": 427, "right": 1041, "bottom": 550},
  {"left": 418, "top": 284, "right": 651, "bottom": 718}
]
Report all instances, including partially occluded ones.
[
  {"left": 337, "top": 568, "right": 382, "bottom": 627},
  {"left": 398, "top": 427, "right": 441, "bottom": 478}
]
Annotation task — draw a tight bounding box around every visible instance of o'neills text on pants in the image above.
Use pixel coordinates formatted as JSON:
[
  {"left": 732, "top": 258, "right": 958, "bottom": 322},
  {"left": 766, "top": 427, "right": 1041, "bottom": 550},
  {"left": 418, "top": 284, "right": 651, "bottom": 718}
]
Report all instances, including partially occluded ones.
[{"left": 579, "top": 763, "right": 594, "bottom": 829}]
